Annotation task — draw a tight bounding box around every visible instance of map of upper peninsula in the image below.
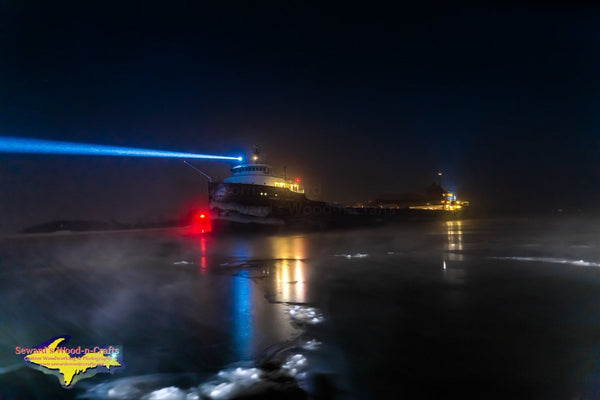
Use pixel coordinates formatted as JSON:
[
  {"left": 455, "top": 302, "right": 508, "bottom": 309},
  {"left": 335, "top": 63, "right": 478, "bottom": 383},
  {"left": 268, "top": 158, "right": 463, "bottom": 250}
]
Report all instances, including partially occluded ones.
[{"left": 21, "top": 336, "right": 123, "bottom": 387}]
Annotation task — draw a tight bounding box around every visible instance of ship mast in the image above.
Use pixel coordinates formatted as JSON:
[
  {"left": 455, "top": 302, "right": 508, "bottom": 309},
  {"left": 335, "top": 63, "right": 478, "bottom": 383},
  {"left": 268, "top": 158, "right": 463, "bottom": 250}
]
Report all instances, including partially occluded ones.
[{"left": 252, "top": 146, "right": 260, "bottom": 162}]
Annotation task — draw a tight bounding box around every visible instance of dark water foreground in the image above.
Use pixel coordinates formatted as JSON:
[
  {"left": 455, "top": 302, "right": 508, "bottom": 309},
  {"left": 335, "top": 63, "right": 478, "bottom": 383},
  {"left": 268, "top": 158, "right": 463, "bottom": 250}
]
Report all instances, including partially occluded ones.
[{"left": 2, "top": 216, "right": 600, "bottom": 399}]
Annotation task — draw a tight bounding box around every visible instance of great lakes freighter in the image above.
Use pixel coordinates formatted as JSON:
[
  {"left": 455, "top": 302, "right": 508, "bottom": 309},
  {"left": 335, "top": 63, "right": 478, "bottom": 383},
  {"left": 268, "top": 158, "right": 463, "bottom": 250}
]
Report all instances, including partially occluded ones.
[
  {"left": 208, "top": 151, "right": 469, "bottom": 229},
  {"left": 208, "top": 152, "right": 328, "bottom": 228}
]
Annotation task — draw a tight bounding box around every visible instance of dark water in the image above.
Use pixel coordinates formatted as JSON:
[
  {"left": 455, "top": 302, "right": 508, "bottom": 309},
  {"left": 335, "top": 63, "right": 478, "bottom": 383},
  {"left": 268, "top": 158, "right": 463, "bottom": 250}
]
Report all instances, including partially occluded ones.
[{"left": 2, "top": 216, "right": 600, "bottom": 399}]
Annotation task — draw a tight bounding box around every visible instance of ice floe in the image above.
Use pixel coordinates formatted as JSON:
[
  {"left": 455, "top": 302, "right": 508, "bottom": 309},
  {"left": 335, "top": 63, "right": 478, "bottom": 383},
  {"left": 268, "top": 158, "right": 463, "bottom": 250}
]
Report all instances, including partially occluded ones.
[
  {"left": 82, "top": 363, "right": 308, "bottom": 400},
  {"left": 490, "top": 256, "right": 600, "bottom": 267},
  {"left": 301, "top": 339, "right": 322, "bottom": 351},
  {"left": 288, "top": 305, "right": 325, "bottom": 325},
  {"left": 200, "top": 367, "right": 262, "bottom": 400},
  {"left": 142, "top": 386, "right": 186, "bottom": 400},
  {"left": 334, "top": 253, "right": 368, "bottom": 259},
  {"left": 281, "top": 354, "right": 308, "bottom": 378},
  {"left": 80, "top": 374, "right": 200, "bottom": 400}
]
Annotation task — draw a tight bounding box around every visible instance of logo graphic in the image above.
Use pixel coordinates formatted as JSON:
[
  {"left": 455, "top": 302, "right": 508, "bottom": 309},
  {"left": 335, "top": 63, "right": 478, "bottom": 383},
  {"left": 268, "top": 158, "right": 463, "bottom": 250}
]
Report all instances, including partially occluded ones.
[{"left": 16, "top": 336, "right": 123, "bottom": 388}]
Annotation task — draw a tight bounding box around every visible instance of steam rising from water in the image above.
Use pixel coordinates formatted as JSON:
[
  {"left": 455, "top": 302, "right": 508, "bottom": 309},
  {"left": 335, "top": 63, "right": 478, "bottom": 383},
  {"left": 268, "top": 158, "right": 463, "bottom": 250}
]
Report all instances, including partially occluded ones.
[{"left": 6, "top": 218, "right": 600, "bottom": 399}]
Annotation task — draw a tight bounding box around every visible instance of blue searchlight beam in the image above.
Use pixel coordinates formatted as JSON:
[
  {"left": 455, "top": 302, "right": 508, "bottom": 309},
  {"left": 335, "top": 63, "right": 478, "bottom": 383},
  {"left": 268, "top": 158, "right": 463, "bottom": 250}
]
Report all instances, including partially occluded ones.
[{"left": 0, "top": 136, "right": 243, "bottom": 162}]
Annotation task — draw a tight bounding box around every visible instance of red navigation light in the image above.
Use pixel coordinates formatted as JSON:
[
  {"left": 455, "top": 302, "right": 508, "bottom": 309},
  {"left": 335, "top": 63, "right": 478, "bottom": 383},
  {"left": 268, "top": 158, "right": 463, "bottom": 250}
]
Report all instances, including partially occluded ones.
[
  {"left": 191, "top": 210, "right": 211, "bottom": 234},
  {"left": 294, "top": 177, "right": 301, "bottom": 183}
]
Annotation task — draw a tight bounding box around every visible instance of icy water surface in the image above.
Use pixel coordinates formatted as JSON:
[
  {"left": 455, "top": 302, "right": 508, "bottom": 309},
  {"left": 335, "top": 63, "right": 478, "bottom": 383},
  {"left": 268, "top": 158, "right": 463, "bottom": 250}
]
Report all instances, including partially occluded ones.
[{"left": 2, "top": 216, "right": 600, "bottom": 399}]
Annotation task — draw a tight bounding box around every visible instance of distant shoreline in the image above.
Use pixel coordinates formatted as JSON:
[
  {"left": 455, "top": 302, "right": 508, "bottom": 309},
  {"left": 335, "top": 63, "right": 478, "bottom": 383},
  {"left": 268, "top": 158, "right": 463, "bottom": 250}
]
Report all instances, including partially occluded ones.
[{"left": 0, "top": 225, "right": 190, "bottom": 239}]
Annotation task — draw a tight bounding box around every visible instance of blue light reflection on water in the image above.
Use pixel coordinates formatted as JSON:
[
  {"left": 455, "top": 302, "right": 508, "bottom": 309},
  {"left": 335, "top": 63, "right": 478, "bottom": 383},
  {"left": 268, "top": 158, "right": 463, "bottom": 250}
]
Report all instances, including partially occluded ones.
[
  {"left": 231, "top": 273, "right": 253, "bottom": 360},
  {"left": 229, "top": 233, "right": 254, "bottom": 360}
]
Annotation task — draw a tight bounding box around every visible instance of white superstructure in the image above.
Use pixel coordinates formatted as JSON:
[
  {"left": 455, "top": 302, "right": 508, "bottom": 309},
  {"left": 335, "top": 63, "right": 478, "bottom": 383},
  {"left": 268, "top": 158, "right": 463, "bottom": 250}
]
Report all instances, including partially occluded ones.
[{"left": 224, "top": 163, "right": 304, "bottom": 193}]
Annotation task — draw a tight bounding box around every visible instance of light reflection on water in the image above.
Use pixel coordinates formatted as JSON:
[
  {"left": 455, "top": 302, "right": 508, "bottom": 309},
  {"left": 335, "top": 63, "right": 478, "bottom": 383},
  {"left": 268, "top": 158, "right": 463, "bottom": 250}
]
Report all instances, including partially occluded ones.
[
  {"left": 445, "top": 220, "right": 463, "bottom": 261},
  {"left": 275, "top": 259, "right": 306, "bottom": 304},
  {"left": 231, "top": 273, "right": 253, "bottom": 360},
  {"left": 214, "top": 235, "right": 310, "bottom": 361},
  {"left": 6, "top": 217, "right": 600, "bottom": 398},
  {"left": 268, "top": 235, "right": 307, "bottom": 260},
  {"left": 199, "top": 236, "right": 207, "bottom": 275},
  {"left": 0, "top": 232, "right": 317, "bottom": 397},
  {"left": 443, "top": 220, "right": 467, "bottom": 307}
]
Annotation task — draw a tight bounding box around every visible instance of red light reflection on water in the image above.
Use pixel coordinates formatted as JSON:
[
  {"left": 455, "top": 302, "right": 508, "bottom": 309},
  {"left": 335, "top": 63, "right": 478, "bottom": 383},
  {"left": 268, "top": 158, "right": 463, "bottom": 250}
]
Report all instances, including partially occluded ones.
[{"left": 199, "top": 237, "right": 207, "bottom": 275}]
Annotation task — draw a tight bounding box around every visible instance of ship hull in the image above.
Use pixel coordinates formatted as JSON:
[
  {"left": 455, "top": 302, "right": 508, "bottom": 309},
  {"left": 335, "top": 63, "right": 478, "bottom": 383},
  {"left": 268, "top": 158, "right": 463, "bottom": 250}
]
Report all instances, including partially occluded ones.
[
  {"left": 208, "top": 182, "right": 331, "bottom": 230},
  {"left": 208, "top": 182, "right": 467, "bottom": 231}
]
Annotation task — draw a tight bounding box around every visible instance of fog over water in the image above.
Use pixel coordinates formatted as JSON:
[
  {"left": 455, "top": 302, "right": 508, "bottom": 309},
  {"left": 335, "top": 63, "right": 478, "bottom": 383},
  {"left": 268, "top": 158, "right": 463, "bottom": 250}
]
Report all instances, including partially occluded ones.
[{"left": 2, "top": 216, "right": 600, "bottom": 399}]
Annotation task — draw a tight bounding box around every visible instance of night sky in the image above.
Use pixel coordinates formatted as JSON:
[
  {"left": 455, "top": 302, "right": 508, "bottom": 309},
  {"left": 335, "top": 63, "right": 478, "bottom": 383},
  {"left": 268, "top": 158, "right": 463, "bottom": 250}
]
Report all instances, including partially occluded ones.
[{"left": 1, "top": 2, "right": 599, "bottom": 232}]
